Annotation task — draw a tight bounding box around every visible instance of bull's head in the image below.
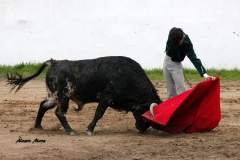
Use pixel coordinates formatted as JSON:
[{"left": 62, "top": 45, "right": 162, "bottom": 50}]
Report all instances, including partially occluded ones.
[{"left": 132, "top": 105, "right": 150, "bottom": 132}]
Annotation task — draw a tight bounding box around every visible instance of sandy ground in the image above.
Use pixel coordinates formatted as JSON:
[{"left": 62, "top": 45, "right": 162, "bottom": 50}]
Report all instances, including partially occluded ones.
[{"left": 0, "top": 78, "right": 240, "bottom": 160}]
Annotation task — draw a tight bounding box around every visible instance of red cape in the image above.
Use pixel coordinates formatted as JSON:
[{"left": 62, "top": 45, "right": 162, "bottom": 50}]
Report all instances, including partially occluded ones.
[{"left": 142, "top": 77, "right": 221, "bottom": 134}]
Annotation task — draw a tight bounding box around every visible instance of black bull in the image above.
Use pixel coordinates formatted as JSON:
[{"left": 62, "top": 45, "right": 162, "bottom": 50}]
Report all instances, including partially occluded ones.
[{"left": 7, "top": 56, "right": 162, "bottom": 135}]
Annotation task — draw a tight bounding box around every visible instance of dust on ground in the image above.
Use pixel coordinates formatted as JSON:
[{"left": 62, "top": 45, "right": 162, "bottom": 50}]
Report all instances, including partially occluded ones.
[{"left": 0, "top": 79, "right": 239, "bottom": 160}]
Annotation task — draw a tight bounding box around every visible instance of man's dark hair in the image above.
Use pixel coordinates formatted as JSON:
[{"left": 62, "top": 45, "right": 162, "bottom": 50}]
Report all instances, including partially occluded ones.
[{"left": 169, "top": 27, "right": 183, "bottom": 46}]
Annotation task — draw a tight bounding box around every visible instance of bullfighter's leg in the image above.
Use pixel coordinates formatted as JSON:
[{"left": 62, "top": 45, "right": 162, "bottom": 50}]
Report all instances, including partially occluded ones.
[
  {"left": 35, "top": 98, "right": 57, "bottom": 129},
  {"left": 55, "top": 94, "right": 76, "bottom": 135},
  {"left": 87, "top": 98, "right": 109, "bottom": 136}
]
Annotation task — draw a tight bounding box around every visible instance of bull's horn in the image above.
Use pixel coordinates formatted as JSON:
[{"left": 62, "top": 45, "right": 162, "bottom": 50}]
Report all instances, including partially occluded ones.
[{"left": 149, "top": 103, "right": 158, "bottom": 117}]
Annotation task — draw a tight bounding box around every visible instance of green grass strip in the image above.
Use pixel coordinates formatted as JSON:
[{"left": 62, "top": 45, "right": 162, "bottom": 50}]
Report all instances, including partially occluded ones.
[{"left": 0, "top": 63, "right": 240, "bottom": 81}]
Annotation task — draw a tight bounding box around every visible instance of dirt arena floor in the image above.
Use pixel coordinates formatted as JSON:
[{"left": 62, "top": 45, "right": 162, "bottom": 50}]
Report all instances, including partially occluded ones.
[{"left": 0, "top": 78, "right": 239, "bottom": 160}]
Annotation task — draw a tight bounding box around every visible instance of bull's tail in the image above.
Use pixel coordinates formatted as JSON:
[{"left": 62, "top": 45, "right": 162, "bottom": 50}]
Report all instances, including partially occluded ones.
[{"left": 6, "top": 59, "right": 54, "bottom": 93}]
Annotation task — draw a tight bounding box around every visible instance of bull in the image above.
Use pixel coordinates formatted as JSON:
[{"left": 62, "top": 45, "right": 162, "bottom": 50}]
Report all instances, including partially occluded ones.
[{"left": 7, "top": 56, "right": 162, "bottom": 135}]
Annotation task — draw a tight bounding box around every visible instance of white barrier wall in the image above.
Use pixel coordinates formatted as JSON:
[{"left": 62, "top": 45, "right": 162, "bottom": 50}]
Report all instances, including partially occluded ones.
[{"left": 0, "top": 0, "right": 240, "bottom": 69}]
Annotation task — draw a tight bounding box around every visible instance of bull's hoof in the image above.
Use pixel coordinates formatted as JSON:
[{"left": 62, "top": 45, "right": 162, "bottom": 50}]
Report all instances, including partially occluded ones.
[
  {"left": 73, "top": 106, "right": 82, "bottom": 112},
  {"left": 28, "top": 127, "right": 42, "bottom": 131},
  {"left": 34, "top": 125, "right": 43, "bottom": 130},
  {"left": 138, "top": 130, "right": 146, "bottom": 134},
  {"left": 68, "top": 131, "right": 76, "bottom": 135},
  {"left": 67, "top": 129, "right": 77, "bottom": 135},
  {"left": 86, "top": 130, "right": 94, "bottom": 136}
]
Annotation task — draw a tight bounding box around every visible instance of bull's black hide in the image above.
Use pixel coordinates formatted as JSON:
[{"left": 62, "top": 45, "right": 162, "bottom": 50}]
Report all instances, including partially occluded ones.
[{"left": 7, "top": 56, "right": 162, "bottom": 135}]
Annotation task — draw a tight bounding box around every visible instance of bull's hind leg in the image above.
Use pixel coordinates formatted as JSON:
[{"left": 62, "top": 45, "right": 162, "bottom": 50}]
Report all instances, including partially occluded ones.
[
  {"left": 35, "top": 98, "right": 57, "bottom": 129},
  {"left": 55, "top": 94, "right": 76, "bottom": 135}
]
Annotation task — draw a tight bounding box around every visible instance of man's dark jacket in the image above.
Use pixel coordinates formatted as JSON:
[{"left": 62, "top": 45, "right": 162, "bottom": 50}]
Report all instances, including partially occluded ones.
[{"left": 165, "top": 33, "right": 207, "bottom": 77}]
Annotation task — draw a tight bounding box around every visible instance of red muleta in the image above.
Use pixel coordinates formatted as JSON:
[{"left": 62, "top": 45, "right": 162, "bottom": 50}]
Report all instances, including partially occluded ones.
[{"left": 142, "top": 77, "right": 221, "bottom": 134}]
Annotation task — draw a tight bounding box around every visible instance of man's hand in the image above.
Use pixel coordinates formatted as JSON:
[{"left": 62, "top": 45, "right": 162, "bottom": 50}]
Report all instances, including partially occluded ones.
[
  {"left": 203, "top": 73, "right": 216, "bottom": 81},
  {"left": 206, "top": 76, "right": 216, "bottom": 81}
]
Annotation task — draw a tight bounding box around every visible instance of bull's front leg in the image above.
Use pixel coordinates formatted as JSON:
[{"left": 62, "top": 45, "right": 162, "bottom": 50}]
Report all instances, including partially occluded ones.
[
  {"left": 87, "top": 99, "right": 108, "bottom": 136},
  {"left": 55, "top": 95, "right": 76, "bottom": 135}
]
